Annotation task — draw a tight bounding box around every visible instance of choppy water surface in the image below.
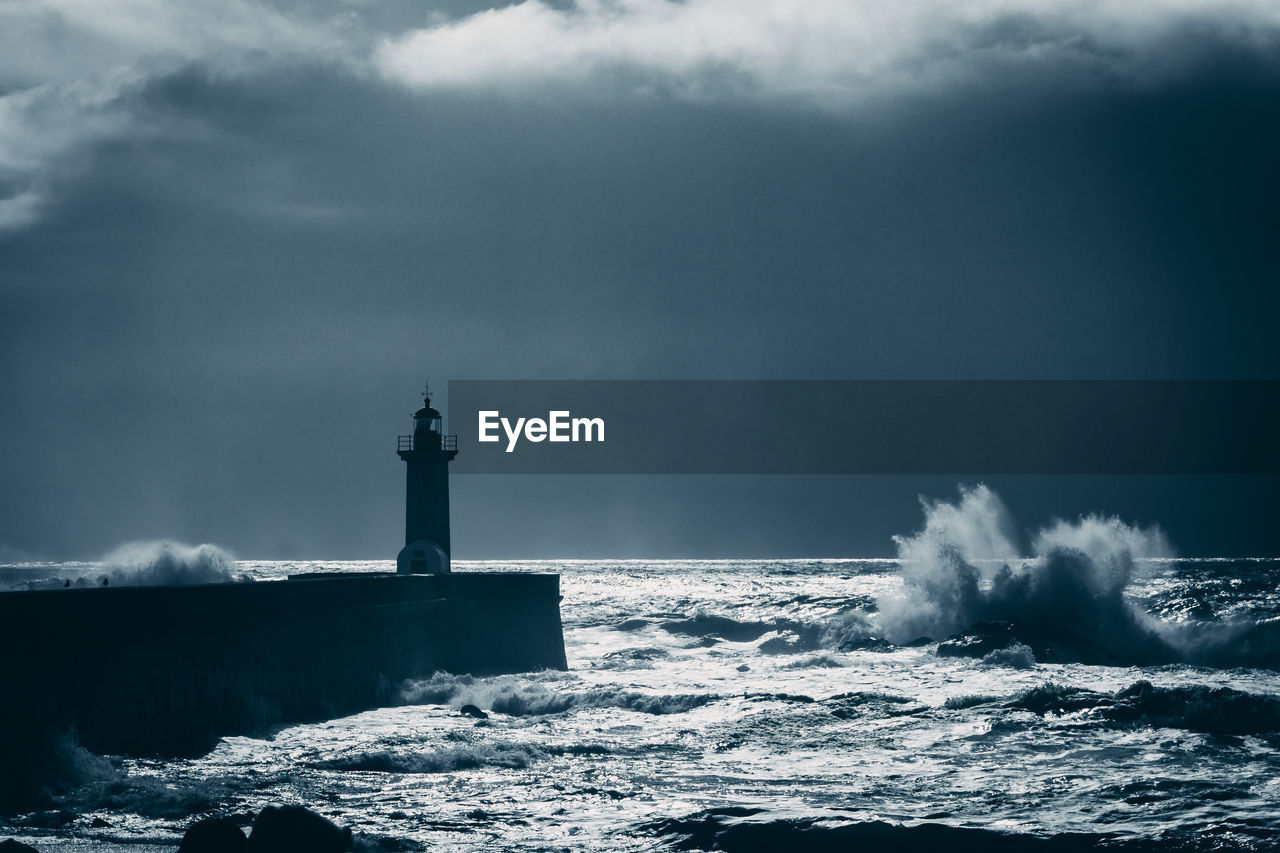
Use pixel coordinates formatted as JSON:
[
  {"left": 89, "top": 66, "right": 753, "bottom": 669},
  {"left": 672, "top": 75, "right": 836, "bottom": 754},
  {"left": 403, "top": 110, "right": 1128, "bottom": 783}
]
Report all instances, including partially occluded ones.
[{"left": 4, "top": 548, "right": 1280, "bottom": 851}]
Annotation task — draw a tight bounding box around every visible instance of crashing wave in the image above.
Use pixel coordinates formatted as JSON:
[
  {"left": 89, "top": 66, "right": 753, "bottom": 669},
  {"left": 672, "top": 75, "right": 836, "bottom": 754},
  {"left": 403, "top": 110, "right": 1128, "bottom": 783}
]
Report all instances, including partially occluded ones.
[
  {"left": 10, "top": 541, "right": 241, "bottom": 590},
  {"left": 99, "top": 541, "right": 240, "bottom": 586},
  {"left": 878, "top": 485, "right": 1278, "bottom": 668}
]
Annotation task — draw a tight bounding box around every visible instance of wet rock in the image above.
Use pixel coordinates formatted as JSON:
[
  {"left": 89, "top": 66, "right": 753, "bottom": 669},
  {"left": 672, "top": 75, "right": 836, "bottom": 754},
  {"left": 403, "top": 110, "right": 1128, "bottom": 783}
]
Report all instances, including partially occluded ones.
[
  {"left": 89, "top": 817, "right": 111, "bottom": 828},
  {"left": 180, "top": 816, "right": 247, "bottom": 852},
  {"left": 247, "top": 805, "right": 351, "bottom": 852},
  {"left": 459, "top": 704, "right": 489, "bottom": 719},
  {"left": 936, "top": 620, "right": 1018, "bottom": 658},
  {"left": 736, "top": 664, "right": 750, "bottom": 672},
  {"left": 0, "top": 840, "right": 42, "bottom": 853}
]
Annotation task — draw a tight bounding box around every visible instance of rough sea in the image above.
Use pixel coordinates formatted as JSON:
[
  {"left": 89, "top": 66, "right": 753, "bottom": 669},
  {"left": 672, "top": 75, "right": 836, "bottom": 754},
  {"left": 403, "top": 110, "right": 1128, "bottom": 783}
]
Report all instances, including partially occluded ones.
[{"left": 3, "top": 486, "right": 1279, "bottom": 851}]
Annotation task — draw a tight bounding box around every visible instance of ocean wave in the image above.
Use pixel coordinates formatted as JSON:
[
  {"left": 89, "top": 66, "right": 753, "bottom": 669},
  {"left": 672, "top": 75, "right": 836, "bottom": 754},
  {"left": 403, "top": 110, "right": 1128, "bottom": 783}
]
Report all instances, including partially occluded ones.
[
  {"left": 1162, "top": 616, "right": 1280, "bottom": 670},
  {"left": 1005, "top": 682, "right": 1114, "bottom": 716},
  {"left": 979, "top": 641, "right": 1037, "bottom": 669},
  {"left": 943, "top": 693, "right": 1001, "bottom": 710},
  {"left": 398, "top": 672, "right": 718, "bottom": 716},
  {"left": 654, "top": 606, "right": 889, "bottom": 657},
  {"left": 594, "top": 647, "right": 670, "bottom": 670},
  {"left": 638, "top": 807, "right": 1224, "bottom": 852},
  {"left": 1003, "top": 680, "right": 1280, "bottom": 735},
  {"left": 99, "top": 541, "right": 240, "bottom": 586},
  {"left": 52, "top": 774, "right": 242, "bottom": 820},
  {"left": 1, "top": 735, "right": 243, "bottom": 820},
  {"left": 744, "top": 692, "right": 817, "bottom": 704},
  {"left": 614, "top": 618, "right": 655, "bottom": 632},
  {"left": 812, "top": 610, "right": 882, "bottom": 651},
  {"left": 660, "top": 612, "right": 779, "bottom": 642},
  {"left": 1106, "top": 778, "right": 1253, "bottom": 806},
  {"left": 0, "top": 730, "right": 120, "bottom": 811},
  {"left": 313, "top": 741, "right": 612, "bottom": 774},
  {"left": 824, "top": 691, "right": 924, "bottom": 719},
  {"left": 781, "top": 654, "right": 847, "bottom": 669},
  {"left": 755, "top": 636, "right": 800, "bottom": 654}
]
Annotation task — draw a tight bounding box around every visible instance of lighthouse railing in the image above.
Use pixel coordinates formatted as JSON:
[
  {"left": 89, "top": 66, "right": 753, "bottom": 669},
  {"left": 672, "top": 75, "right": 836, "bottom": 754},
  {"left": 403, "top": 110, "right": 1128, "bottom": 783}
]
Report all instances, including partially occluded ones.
[{"left": 397, "top": 434, "right": 458, "bottom": 452}]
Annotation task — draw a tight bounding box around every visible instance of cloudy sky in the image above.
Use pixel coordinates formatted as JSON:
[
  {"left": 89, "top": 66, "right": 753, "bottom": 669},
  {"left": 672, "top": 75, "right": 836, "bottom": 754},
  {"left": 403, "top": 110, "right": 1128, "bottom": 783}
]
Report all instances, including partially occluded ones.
[{"left": 2, "top": 0, "right": 1278, "bottom": 559}]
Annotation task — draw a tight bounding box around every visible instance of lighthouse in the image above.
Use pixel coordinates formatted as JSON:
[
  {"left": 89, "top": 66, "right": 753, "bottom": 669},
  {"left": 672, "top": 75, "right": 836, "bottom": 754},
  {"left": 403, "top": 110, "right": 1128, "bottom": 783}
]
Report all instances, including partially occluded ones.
[{"left": 395, "top": 384, "right": 458, "bottom": 573}]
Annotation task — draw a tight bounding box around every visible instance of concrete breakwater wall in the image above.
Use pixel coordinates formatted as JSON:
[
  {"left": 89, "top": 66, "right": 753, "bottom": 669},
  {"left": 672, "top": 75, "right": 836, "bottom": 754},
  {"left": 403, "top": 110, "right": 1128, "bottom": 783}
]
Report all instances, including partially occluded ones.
[{"left": 1, "top": 573, "right": 567, "bottom": 757}]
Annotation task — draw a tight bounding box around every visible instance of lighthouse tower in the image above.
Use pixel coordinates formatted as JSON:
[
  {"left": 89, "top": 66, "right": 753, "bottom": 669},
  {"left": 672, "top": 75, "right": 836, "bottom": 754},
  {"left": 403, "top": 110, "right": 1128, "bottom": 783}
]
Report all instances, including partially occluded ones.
[{"left": 395, "top": 384, "right": 458, "bottom": 574}]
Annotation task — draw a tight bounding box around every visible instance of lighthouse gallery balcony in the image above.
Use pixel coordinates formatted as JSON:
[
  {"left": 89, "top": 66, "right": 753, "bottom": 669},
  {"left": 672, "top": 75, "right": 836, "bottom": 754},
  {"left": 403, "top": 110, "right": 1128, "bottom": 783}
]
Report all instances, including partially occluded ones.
[{"left": 398, "top": 433, "right": 457, "bottom": 452}]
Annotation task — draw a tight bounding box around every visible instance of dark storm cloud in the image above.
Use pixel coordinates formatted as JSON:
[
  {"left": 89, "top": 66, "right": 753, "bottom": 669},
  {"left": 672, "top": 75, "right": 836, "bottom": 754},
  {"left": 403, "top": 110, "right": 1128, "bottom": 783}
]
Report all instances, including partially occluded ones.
[{"left": 1, "top": 2, "right": 1278, "bottom": 557}]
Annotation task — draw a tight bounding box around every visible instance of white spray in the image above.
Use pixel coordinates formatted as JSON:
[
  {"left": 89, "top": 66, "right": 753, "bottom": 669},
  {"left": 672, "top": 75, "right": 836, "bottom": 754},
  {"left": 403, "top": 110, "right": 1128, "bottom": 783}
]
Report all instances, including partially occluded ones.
[{"left": 877, "top": 485, "right": 1175, "bottom": 663}]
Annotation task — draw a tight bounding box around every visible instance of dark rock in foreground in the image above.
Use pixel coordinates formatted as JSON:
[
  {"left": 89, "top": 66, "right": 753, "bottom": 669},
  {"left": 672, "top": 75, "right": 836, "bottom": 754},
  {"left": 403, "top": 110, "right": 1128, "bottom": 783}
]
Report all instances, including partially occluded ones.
[
  {"left": 0, "top": 840, "right": 42, "bottom": 853},
  {"left": 180, "top": 816, "right": 247, "bottom": 852},
  {"left": 247, "top": 805, "right": 351, "bottom": 852}
]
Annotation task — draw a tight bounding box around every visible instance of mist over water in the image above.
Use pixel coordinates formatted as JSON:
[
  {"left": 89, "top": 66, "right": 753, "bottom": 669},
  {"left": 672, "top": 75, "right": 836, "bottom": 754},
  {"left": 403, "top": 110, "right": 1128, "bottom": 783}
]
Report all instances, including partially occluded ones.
[{"left": 3, "top": 490, "right": 1279, "bottom": 850}]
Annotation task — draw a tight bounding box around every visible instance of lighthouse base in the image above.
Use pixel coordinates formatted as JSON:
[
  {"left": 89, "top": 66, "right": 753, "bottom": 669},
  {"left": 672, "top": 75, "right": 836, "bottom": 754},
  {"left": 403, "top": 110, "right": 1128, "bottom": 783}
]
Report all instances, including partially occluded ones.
[{"left": 397, "top": 539, "right": 450, "bottom": 574}]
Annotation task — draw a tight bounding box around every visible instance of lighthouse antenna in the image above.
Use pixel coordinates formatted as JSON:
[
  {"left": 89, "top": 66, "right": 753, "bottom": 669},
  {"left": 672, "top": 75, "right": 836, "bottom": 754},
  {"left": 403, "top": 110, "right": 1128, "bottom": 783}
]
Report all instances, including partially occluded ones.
[{"left": 423, "top": 379, "right": 431, "bottom": 401}]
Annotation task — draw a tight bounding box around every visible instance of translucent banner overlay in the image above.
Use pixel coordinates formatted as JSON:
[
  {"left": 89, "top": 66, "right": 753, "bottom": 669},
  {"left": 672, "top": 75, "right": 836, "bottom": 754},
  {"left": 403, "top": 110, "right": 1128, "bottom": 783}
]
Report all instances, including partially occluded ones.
[{"left": 446, "top": 380, "right": 1280, "bottom": 474}]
